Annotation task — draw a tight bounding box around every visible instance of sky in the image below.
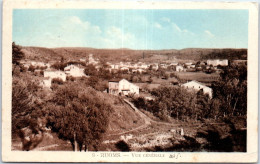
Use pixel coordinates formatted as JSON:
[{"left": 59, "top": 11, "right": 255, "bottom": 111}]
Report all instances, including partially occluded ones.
[{"left": 13, "top": 9, "right": 248, "bottom": 50}]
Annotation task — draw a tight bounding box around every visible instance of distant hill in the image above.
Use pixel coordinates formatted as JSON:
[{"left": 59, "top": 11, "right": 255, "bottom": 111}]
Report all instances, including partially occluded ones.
[{"left": 21, "top": 46, "right": 247, "bottom": 63}]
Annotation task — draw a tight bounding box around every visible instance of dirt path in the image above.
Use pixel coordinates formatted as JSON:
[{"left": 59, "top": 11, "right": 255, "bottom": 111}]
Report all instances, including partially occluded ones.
[
  {"left": 115, "top": 99, "right": 182, "bottom": 135},
  {"left": 107, "top": 99, "right": 152, "bottom": 136},
  {"left": 123, "top": 99, "right": 152, "bottom": 125}
]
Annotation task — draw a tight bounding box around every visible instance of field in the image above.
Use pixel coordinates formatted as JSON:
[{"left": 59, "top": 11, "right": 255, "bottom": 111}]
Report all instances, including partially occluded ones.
[{"left": 175, "top": 72, "right": 220, "bottom": 84}]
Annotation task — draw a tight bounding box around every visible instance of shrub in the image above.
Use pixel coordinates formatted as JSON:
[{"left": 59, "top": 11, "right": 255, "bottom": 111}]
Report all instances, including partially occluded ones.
[
  {"left": 51, "top": 62, "right": 66, "bottom": 71},
  {"left": 51, "top": 78, "right": 64, "bottom": 85},
  {"left": 28, "top": 65, "right": 36, "bottom": 72},
  {"left": 115, "top": 140, "right": 131, "bottom": 151},
  {"left": 66, "top": 76, "right": 76, "bottom": 81}
]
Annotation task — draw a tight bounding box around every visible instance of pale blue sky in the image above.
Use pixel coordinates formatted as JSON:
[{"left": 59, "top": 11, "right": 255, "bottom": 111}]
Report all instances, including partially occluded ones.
[{"left": 13, "top": 9, "right": 248, "bottom": 50}]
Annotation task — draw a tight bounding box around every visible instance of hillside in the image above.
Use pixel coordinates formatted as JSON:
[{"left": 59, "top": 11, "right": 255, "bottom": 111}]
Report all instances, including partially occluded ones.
[{"left": 21, "top": 46, "right": 247, "bottom": 63}]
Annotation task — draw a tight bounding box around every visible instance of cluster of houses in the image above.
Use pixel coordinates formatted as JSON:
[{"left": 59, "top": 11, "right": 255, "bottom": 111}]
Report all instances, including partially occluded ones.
[
  {"left": 42, "top": 65, "right": 86, "bottom": 88},
  {"left": 108, "top": 61, "right": 150, "bottom": 73},
  {"left": 21, "top": 60, "right": 86, "bottom": 88},
  {"left": 21, "top": 54, "right": 226, "bottom": 97},
  {"left": 105, "top": 59, "right": 229, "bottom": 74}
]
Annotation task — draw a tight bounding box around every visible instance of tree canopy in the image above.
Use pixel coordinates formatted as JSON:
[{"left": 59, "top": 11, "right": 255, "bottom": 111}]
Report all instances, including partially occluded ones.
[
  {"left": 47, "top": 82, "right": 112, "bottom": 151},
  {"left": 12, "top": 42, "right": 24, "bottom": 65}
]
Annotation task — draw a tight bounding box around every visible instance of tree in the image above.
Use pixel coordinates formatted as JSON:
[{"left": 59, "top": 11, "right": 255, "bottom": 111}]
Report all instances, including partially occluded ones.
[
  {"left": 51, "top": 62, "right": 66, "bottom": 71},
  {"left": 212, "top": 64, "right": 247, "bottom": 116},
  {"left": 12, "top": 42, "right": 24, "bottom": 65},
  {"left": 12, "top": 75, "right": 47, "bottom": 150},
  {"left": 47, "top": 83, "right": 112, "bottom": 151},
  {"left": 84, "top": 64, "right": 97, "bottom": 76},
  {"left": 12, "top": 42, "right": 25, "bottom": 75}
]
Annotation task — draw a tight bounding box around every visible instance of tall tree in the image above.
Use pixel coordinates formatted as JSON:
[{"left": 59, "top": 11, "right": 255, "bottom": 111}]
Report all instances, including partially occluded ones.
[
  {"left": 47, "top": 82, "right": 112, "bottom": 151},
  {"left": 212, "top": 64, "right": 247, "bottom": 116},
  {"left": 12, "top": 42, "right": 24, "bottom": 65}
]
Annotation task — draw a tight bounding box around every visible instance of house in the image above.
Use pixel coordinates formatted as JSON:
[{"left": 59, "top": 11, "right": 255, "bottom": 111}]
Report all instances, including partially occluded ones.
[
  {"left": 170, "top": 62, "right": 178, "bottom": 66},
  {"left": 110, "top": 64, "right": 119, "bottom": 69},
  {"left": 64, "top": 65, "right": 85, "bottom": 77},
  {"left": 80, "top": 58, "right": 86, "bottom": 62},
  {"left": 132, "top": 68, "right": 143, "bottom": 73},
  {"left": 108, "top": 79, "right": 139, "bottom": 96},
  {"left": 120, "top": 67, "right": 129, "bottom": 71},
  {"left": 185, "top": 62, "right": 193, "bottom": 66},
  {"left": 181, "top": 80, "right": 212, "bottom": 98},
  {"left": 207, "top": 59, "right": 228, "bottom": 66},
  {"left": 176, "top": 65, "right": 184, "bottom": 72},
  {"left": 44, "top": 70, "right": 66, "bottom": 81},
  {"left": 31, "top": 61, "right": 50, "bottom": 68}
]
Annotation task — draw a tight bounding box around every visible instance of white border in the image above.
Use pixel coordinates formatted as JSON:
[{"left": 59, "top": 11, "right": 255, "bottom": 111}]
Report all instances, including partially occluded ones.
[{"left": 2, "top": 0, "right": 258, "bottom": 162}]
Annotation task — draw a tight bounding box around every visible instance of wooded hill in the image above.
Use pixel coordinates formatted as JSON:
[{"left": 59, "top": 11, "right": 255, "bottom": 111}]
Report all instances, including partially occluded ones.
[{"left": 21, "top": 46, "right": 247, "bottom": 63}]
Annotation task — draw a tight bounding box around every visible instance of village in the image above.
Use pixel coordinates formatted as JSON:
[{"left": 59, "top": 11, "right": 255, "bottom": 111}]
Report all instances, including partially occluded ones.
[
  {"left": 19, "top": 53, "right": 241, "bottom": 100},
  {"left": 12, "top": 43, "right": 247, "bottom": 152},
  {"left": 9, "top": 5, "right": 250, "bottom": 154}
]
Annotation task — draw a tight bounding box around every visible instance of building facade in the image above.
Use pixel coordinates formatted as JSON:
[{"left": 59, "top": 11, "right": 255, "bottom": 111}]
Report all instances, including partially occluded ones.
[
  {"left": 181, "top": 80, "right": 212, "bottom": 98},
  {"left": 64, "top": 65, "right": 85, "bottom": 77},
  {"left": 109, "top": 79, "right": 139, "bottom": 96},
  {"left": 207, "top": 59, "right": 228, "bottom": 66}
]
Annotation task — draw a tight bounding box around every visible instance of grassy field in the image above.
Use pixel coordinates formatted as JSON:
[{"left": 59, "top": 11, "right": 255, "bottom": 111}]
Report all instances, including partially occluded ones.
[{"left": 175, "top": 72, "right": 220, "bottom": 84}]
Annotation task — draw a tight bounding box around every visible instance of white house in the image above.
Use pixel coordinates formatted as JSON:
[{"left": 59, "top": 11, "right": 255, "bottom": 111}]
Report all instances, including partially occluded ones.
[
  {"left": 44, "top": 70, "right": 66, "bottom": 81},
  {"left": 181, "top": 80, "right": 212, "bottom": 98},
  {"left": 109, "top": 79, "right": 139, "bottom": 96},
  {"left": 185, "top": 62, "right": 193, "bottom": 66},
  {"left": 110, "top": 64, "right": 119, "bottom": 69},
  {"left": 31, "top": 61, "right": 50, "bottom": 68},
  {"left": 132, "top": 68, "right": 144, "bottom": 73},
  {"left": 80, "top": 58, "right": 86, "bottom": 62},
  {"left": 64, "top": 65, "right": 85, "bottom": 77},
  {"left": 120, "top": 67, "right": 129, "bottom": 71},
  {"left": 207, "top": 59, "right": 228, "bottom": 66},
  {"left": 176, "top": 65, "right": 184, "bottom": 72},
  {"left": 170, "top": 62, "right": 178, "bottom": 66}
]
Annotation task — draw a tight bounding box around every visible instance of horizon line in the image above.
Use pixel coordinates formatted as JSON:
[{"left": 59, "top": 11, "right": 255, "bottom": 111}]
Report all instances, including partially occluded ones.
[{"left": 19, "top": 45, "right": 248, "bottom": 51}]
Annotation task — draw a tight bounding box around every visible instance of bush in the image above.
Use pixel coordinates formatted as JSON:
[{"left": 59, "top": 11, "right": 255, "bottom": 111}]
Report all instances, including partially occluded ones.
[
  {"left": 51, "top": 78, "right": 64, "bottom": 85},
  {"left": 28, "top": 65, "right": 36, "bottom": 72},
  {"left": 170, "top": 72, "right": 177, "bottom": 78},
  {"left": 66, "top": 76, "right": 76, "bottom": 81},
  {"left": 51, "top": 62, "right": 66, "bottom": 71},
  {"left": 115, "top": 140, "right": 131, "bottom": 151}
]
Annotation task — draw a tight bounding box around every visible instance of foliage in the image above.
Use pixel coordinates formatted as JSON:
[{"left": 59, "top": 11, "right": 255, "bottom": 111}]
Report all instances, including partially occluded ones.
[
  {"left": 202, "top": 49, "right": 247, "bottom": 60},
  {"left": 12, "top": 42, "right": 24, "bottom": 65},
  {"left": 51, "top": 78, "right": 64, "bottom": 85},
  {"left": 47, "top": 83, "right": 112, "bottom": 151},
  {"left": 66, "top": 76, "right": 76, "bottom": 81},
  {"left": 84, "top": 64, "right": 97, "bottom": 76},
  {"left": 28, "top": 65, "right": 36, "bottom": 72},
  {"left": 212, "top": 64, "right": 247, "bottom": 116},
  {"left": 51, "top": 62, "right": 67, "bottom": 71},
  {"left": 66, "top": 61, "right": 86, "bottom": 66},
  {"left": 115, "top": 140, "right": 131, "bottom": 151},
  {"left": 133, "top": 86, "right": 212, "bottom": 121},
  {"left": 12, "top": 74, "right": 47, "bottom": 151}
]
